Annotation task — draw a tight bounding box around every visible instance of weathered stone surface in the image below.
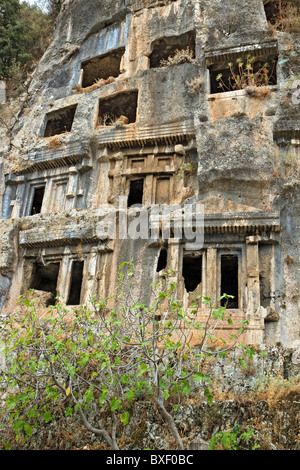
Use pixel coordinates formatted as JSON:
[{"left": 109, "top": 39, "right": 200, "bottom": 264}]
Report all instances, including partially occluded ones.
[{"left": 0, "top": 0, "right": 299, "bottom": 350}]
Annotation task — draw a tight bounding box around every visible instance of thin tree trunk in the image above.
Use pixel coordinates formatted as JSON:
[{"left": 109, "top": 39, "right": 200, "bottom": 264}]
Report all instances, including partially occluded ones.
[
  {"left": 78, "top": 408, "right": 119, "bottom": 450},
  {"left": 156, "top": 388, "right": 184, "bottom": 450}
]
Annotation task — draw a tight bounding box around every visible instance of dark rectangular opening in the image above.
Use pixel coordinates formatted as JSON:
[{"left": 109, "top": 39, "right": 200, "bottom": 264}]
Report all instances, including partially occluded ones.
[
  {"left": 128, "top": 179, "right": 144, "bottom": 207},
  {"left": 44, "top": 105, "right": 77, "bottom": 137},
  {"left": 156, "top": 248, "right": 168, "bottom": 273},
  {"left": 149, "top": 31, "right": 195, "bottom": 68},
  {"left": 210, "top": 55, "right": 277, "bottom": 94},
  {"left": 30, "top": 186, "right": 45, "bottom": 215},
  {"left": 81, "top": 47, "right": 125, "bottom": 88},
  {"left": 67, "top": 261, "right": 84, "bottom": 305},
  {"left": 98, "top": 91, "right": 138, "bottom": 126},
  {"left": 182, "top": 255, "right": 202, "bottom": 292},
  {"left": 30, "top": 262, "right": 60, "bottom": 305},
  {"left": 221, "top": 255, "right": 239, "bottom": 308}
]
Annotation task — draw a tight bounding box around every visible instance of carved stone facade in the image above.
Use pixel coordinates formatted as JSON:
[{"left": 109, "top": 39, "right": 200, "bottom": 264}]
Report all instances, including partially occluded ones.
[{"left": 0, "top": 0, "right": 299, "bottom": 346}]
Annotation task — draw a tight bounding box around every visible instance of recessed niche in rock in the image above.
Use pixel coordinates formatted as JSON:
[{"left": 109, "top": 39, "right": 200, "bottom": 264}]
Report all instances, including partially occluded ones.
[
  {"left": 98, "top": 91, "right": 138, "bottom": 126},
  {"left": 81, "top": 47, "right": 125, "bottom": 88},
  {"left": 30, "top": 262, "right": 60, "bottom": 305},
  {"left": 128, "top": 179, "right": 144, "bottom": 207},
  {"left": 67, "top": 261, "right": 84, "bottom": 305},
  {"left": 155, "top": 177, "right": 170, "bottom": 204},
  {"left": 149, "top": 30, "right": 195, "bottom": 68},
  {"left": 209, "top": 55, "right": 278, "bottom": 94},
  {"left": 30, "top": 186, "right": 45, "bottom": 215},
  {"left": 44, "top": 105, "right": 77, "bottom": 137},
  {"left": 220, "top": 255, "right": 239, "bottom": 308},
  {"left": 182, "top": 255, "right": 202, "bottom": 292}
]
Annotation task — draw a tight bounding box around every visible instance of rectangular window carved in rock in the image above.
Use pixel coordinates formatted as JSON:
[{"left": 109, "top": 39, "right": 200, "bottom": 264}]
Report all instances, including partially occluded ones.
[
  {"left": 149, "top": 31, "right": 196, "bottom": 68},
  {"left": 210, "top": 54, "right": 277, "bottom": 94},
  {"left": 30, "top": 186, "right": 45, "bottom": 215},
  {"left": 98, "top": 91, "right": 138, "bottom": 127},
  {"left": 81, "top": 47, "right": 125, "bottom": 88},
  {"left": 67, "top": 261, "right": 84, "bottom": 305},
  {"left": 44, "top": 105, "right": 77, "bottom": 137},
  {"left": 128, "top": 178, "right": 144, "bottom": 207},
  {"left": 30, "top": 262, "right": 60, "bottom": 305},
  {"left": 155, "top": 177, "right": 170, "bottom": 205},
  {"left": 220, "top": 255, "right": 239, "bottom": 308},
  {"left": 182, "top": 255, "right": 202, "bottom": 293}
]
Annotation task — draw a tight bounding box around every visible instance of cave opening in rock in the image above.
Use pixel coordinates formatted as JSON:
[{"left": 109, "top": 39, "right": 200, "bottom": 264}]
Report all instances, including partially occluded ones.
[
  {"left": 149, "top": 30, "right": 196, "bottom": 68},
  {"left": 67, "top": 261, "right": 84, "bottom": 306},
  {"left": 128, "top": 179, "right": 144, "bottom": 207},
  {"left": 81, "top": 47, "right": 125, "bottom": 88},
  {"left": 98, "top": 91, "right": 138, "bottom": 126},
  {"left": 44, "top": 105, "right": 77, "bottom": 137},
  {"left": 30, "top": 262, "right": 60, "bottom": 305},
  {"left": 182, "top": 255, "right": 202, "bottom": 292},
  {"left": 30, "top": 186, "right": 45, "bottom": 215},
  {"left": 157, "top": 248, "right": 168, "bottom": 273},
  {"left": 209, "top": 55, "right": 277, "bottom": 94},
  {"left": 220, "top": 255, "right": 239, "bottom": 308}
]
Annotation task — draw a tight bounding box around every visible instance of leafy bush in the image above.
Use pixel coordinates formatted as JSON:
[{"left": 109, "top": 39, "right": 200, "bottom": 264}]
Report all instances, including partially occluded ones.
[
  {"left": 0, "top": 263, "right": 247, "bottom": 450},
  {"left": 208, "top": 423, "right": 260, "bottom": 450}
]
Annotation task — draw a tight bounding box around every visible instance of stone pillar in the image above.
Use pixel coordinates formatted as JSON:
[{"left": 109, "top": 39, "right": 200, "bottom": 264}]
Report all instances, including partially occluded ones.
[
  {"left": 66, "top": 166, "right": 78, "bottom": 210},
  {"left": 206, "top": 247, "right": 217, "bottom": 300},
  {"left": 246, "top": 238, "right": 261, "bottom": 314},
  {"left": 84, "top": 247, "right": 98, "bottom": 306},
  {"left": 246, "top": 236, "right": 264, "bottom": 343}
]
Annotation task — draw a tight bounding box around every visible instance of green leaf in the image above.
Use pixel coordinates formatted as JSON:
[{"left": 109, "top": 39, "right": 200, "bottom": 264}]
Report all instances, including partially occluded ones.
[
  {"left": 126, "top": 390, "right": 135, "bottom": 403},
  {"left": 238, "top": 358, "right": 247, "bottom": 369},
  {"left": 43, "top": 412, "right": 51, "bottom": 423},
  {"left": 204, "top": 387, "right": 213, "bottom": 406},
  {"left": 65, "top": 407, "right": 73, "bottom": 417},
  {"left": 120, "top": 412, "right": 129, "bottom": 426},
  {"left": 24, "top": 424, "right": 32, "bottom": 436},
  {"left": 193, "top": 372, "right": 205, "bottom": 382},
  {"left": 163, "top": 389, "right": 170, "bottom": 400},
  {"left": 110, "top": 397, "right": 122, "bottom": 412}
]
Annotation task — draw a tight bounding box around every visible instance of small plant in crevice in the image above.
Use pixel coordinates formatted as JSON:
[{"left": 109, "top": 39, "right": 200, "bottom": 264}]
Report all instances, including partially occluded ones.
[
  {"left": 97, "top": 114, "right": 129, "bottom": 128},
  {"left": 160, "top": 47, "right": 196, "bottom": 67},
  {"left": 185, "top": 77, "right": 203, "bottom": 95}
]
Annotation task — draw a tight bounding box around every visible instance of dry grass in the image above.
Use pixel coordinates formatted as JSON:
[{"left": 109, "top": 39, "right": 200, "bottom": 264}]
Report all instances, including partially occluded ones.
[
  {"left": 160, "top": 47, "right": 196, "bottom": 67},
  {"left": 267, "top": 1, "right": 300, "bottom": 34},
  {"left": 185, "top": 77, "right": 203, "bottom": 94},
  {"left": 47, "top": 135, "right": 61, "bottom": 149},
  {"left": 246, "top": 85, "right": 271, "bottom": 99},
  {"left": 72, "top": 76, "right": 116, "bottom": 94}
]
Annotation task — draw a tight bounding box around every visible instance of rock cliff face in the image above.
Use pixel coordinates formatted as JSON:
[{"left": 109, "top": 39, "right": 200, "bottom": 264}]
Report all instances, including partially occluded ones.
[{"left": 0, "top": 0, "right": 299, "bottom": 346}]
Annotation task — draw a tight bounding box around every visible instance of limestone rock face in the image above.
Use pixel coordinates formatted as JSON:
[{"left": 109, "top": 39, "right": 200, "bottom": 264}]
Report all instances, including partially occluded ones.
[{"left": 0, "top": 0, "right": 299, "bottom": 346}]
